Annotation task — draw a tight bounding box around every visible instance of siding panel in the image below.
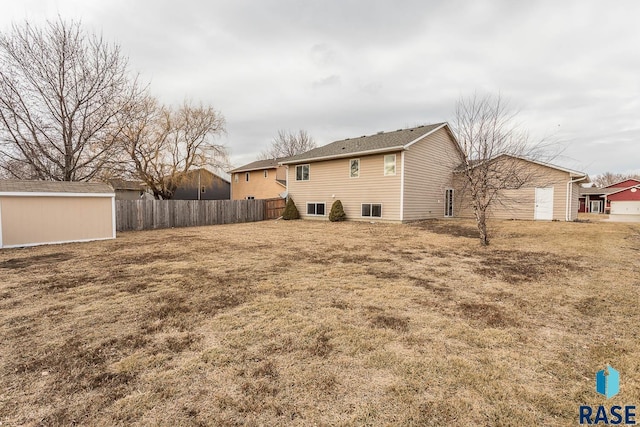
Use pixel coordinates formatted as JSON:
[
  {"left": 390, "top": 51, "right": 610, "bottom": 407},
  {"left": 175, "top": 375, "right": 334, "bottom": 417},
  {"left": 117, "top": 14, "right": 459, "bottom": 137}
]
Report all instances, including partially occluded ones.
[
  {"left": 287, "top": 153, "right": 402, "bottom": 221},
  {"left": 454, "top": 159, "right": 580, "bottom": 221},
  {"left": 402, "top": 128, "right": 460, "bottom": 221}
]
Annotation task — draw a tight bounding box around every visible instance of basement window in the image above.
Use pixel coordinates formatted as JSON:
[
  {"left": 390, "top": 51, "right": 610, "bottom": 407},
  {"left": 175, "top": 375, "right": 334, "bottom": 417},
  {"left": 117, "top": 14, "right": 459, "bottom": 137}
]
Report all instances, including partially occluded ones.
[
  {"left": 306, "top": 202, "right": 325, "bottom": 216},
  {"left": 362, "top": 203, "right": 382, "bottom": 218}
]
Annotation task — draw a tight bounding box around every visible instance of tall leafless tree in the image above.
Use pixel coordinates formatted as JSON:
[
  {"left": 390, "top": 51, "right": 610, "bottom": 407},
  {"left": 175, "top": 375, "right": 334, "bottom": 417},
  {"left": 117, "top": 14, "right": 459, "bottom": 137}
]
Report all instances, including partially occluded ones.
[
  {"left": 453, "top": 94, "right": 553, "bottom": 245},
  {"left": 259, "top": 129, "right": 316, "bottom": 160},
  {"left": 0, "top": 19, "right": 141, "bottom": 181},
  {"left": 120, "top": 98, "right": 229, "bottom": 199},
  {"left": 591, "top": 172, "right": 640, "bottom": 188}
]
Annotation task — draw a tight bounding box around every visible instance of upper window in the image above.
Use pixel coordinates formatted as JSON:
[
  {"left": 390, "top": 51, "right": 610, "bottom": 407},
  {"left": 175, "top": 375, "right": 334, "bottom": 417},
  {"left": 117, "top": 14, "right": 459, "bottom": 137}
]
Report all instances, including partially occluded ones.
[
  {"left": 296, "top": 164, "right": 310, "bottom": 181},
  {"left": 264, "top": 170, "right": 268, "bottom": 178},
  {"left": 350, "top": 159, "right": 360, "bottom": 178},
  {"left": 384, "top": 154, "right": 396, "bottom": 176},
  {"left": 234, "top": 174, "right": 238, "bottom": 183},
  {"left": 245, "top": 172, "right": 250, "bottom": 182},
  {"left": 362, "top": 203, "right": 382, "bottom": 218}
]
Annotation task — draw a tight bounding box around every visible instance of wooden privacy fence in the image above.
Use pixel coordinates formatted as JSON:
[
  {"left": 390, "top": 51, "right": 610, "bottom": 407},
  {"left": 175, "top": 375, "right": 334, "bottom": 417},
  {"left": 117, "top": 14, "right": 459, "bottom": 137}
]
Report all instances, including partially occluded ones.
[
  {"left": 264, "top": 197, "right": 286, "bottom": 219},
  {"left": 116, "top": 199, "right": 270, "bottom": 231}
]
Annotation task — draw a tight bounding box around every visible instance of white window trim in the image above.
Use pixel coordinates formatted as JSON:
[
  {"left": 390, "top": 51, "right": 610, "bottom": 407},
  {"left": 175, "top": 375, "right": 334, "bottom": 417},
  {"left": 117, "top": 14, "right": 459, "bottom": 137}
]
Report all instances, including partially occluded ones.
[
  {"left": 296, "top": 164, "right": 310, "bottom": 181},
  {"left": 361, "top": 203, "right": 383, "bottom": 218},
  {"left": 349, "top": 158, "right": 360, "bottom": 178},
  {"left": 444, "top": 188, "right": 454, "bottom": 217},
  {"left": 384, "top": 154, "right": 396, "bottom": 176},
  {"left": 306, "top": 201, "right": 326, "bottom": 216}
]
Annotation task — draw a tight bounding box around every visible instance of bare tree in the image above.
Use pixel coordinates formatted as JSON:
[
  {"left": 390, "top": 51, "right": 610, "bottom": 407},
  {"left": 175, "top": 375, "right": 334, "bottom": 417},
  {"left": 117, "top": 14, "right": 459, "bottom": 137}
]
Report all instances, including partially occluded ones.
[
  {"left": 0, "top": 19, "right": 141, "bottom": 181},
  {"left": 453, "top": 94, "right": 552, "bottom": 245},
  {"left": 259, "top": 129, "right": 316, "bottom": 160},
  {"left": 120, "top": 98, "right": 228, "bottom": 199},
  {"left": 591, "top": 172, "right": 640, "bottom": 187}
]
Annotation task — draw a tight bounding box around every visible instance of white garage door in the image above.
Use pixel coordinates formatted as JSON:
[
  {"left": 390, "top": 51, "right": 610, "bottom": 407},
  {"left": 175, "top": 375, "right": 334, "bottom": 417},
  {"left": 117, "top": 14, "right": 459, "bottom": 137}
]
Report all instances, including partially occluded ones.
[{"left": 610, "top": 201, "right": 640, "bottom": 215}]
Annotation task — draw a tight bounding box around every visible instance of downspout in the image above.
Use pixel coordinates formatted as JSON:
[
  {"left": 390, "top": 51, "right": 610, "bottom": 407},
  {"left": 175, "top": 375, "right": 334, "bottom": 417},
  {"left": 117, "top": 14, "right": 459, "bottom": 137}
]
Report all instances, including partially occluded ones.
[{"left": 566, "top": 176, "right": 588, "bottom": 221}]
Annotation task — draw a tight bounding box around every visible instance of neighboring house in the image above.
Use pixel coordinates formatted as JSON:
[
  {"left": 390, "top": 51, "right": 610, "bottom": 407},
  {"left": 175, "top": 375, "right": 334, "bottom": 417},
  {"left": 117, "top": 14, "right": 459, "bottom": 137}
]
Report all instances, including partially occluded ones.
[
  {"left": 0, "top": 180, "right": 115, "bottom": 248},
  {"left": 280, "top": 123, "right": 461, "bottom": 222},
  {"left": 229, "top": 158, "right": 287, "bottom": 200},
  {"left": 579, "top": 178, "right": 640, "bottom": 214},
  {"left": 108, "top": 178, "right": 148, "bottom": 200},
  {"left": 172, "top": 168, "right": 230, "bottom": 200},
  {"left": 454, "top": 155, "right": 588, "bottom": 221}
]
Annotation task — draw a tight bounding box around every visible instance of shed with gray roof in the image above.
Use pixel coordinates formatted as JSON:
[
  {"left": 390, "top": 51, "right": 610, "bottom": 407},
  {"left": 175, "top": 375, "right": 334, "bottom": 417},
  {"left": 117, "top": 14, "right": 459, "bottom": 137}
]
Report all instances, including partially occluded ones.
[{"left": 0, "top": 180, "right": 115, "bottom": 248}]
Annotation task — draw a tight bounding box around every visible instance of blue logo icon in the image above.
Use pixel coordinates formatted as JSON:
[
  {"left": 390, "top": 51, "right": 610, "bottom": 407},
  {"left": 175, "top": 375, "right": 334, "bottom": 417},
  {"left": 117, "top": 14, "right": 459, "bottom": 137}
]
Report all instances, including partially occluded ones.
[{"left": 596, "top": 365, "right": 620, "bottom": 399}]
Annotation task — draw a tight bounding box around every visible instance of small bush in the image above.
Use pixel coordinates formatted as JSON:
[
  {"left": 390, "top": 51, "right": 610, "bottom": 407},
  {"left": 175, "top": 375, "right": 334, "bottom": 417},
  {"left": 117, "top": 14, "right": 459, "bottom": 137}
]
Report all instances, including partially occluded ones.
[
  {"left": 282, "top": 197, "right": 300, "bottom": 220},
  {"left": 329, "top": 200, "right": 346, "bottom": 222}
]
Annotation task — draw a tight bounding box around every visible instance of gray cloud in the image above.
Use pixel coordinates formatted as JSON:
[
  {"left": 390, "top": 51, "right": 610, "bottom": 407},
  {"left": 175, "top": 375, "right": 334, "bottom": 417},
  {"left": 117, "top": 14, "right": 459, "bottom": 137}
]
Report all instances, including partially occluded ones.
[{"left": 2, "top": 0, "right": 639, "bottom": 175}]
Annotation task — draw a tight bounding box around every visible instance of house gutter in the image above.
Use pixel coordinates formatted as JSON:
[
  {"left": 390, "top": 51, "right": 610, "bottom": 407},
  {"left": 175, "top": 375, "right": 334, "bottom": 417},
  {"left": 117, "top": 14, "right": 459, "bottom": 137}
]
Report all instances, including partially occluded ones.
[
  {"left": 566, "top": 175, "right": 588, "bottom": 221},
  {"left": 279, "top": 146, "right": 406, "bottom": 165}
]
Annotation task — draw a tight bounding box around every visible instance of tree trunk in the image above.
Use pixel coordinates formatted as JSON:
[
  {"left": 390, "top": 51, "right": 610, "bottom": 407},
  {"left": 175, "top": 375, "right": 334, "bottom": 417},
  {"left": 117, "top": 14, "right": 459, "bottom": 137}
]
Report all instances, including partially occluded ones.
[{"left": 475, "top": 209, "right": 489, "bottom": 246}]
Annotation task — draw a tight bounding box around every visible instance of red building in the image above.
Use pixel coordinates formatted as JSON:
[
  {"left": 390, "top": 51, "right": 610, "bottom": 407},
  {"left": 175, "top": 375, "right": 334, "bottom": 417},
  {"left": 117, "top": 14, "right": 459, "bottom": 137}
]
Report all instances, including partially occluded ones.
[{"left": 579, "top": 179, "right": 640, "bottom": 214}]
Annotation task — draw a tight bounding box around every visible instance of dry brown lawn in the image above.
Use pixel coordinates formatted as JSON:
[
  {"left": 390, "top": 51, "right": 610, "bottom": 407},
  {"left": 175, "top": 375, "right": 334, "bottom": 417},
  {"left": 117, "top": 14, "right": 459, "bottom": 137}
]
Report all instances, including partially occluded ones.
[{"left": 1, "top": 218, "right": 639, "bottom": 426}]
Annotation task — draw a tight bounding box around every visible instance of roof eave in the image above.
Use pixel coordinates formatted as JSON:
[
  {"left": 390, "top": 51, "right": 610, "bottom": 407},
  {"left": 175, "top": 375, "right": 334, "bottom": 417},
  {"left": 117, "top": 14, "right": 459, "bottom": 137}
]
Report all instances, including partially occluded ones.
[
  {"left": 279, "top": 146, "right": 406, "bottom": 165},
  {"left": 228, "top": 165, "right": 278, "bottom": 174}
]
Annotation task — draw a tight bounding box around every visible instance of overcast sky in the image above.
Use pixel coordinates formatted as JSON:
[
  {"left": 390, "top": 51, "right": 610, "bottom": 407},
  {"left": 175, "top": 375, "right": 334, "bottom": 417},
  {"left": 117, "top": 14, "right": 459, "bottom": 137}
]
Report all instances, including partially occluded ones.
[{"left": 2, "top": 0, "right": 639, "bottom": 176}]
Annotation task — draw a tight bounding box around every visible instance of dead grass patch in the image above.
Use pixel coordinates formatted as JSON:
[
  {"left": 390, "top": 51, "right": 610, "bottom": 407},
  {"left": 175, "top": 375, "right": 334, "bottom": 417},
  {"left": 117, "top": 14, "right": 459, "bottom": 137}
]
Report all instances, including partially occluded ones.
[{"left": 0, "top": 218, "right": 638, "bottom": 425}]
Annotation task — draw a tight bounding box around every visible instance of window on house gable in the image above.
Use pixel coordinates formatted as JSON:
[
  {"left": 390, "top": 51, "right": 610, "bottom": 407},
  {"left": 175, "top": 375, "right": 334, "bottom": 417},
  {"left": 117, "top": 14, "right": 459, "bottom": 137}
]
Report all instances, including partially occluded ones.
[
  {"left": 234, "top": 174, "right": 238, "bottom": 183},
  {"left": 350, "top": 159, "right": 360, "bottom": 178},
  {"left": 264, "top": 170, "right": 268, "bottom": 178},
  {"left": 384, "top": 154, "right": 396, "bottom": 176},
  {"left": 296, "top": 164, "right": 310, "bottom": 181},
  {"left": 245, "top": 172, "right": 250, "bottom": 182}
]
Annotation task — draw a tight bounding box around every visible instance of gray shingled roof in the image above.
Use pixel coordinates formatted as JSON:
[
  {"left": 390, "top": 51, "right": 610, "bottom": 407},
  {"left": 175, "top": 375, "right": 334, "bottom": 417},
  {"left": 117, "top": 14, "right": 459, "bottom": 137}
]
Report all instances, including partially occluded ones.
[
  {"left": 579, "top": 187, "right": 616, "bottom": 196},
  {"left": 108, "top": 178, "right": 146, "bottom": 191},
  {"left": 280, "top": 123, "right": 446, "bottom": 164},
  {"left": 228, "top": 158, "right": 286, "bottom": 173},
  {"left": 0, "top": 180, "right": 114, "bottom": 194}
]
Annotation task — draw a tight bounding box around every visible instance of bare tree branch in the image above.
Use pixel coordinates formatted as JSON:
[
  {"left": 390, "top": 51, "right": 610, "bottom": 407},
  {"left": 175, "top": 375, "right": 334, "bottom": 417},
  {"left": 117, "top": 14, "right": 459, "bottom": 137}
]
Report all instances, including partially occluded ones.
[
  {"left": 258, "top": 129, "right": 316, "bottom": 160},
  {"left": 591, "top": 172, "right": 640, "bottom": 187},
  {"left": 119, "top": 98, "right": 229, "bottom": 199},
  {"left": 452, "top": 93, "right": 556, "bottom": 245},
  {"left": 0, "top": 18, "right": 142, "bottom": 181}
]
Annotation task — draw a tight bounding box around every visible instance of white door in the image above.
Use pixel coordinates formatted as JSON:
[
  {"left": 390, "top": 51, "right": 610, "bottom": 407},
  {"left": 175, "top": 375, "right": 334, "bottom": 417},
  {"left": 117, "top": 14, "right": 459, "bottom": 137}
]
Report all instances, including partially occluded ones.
[
  {"left": 610, "top": 201, "right": 640, "bottom": 215},
  {"left": 534, "top": 187, "right": 554, "bottom": 220},
  {"left": 589, "top": 200, "right": 602, "bottom": 213}
]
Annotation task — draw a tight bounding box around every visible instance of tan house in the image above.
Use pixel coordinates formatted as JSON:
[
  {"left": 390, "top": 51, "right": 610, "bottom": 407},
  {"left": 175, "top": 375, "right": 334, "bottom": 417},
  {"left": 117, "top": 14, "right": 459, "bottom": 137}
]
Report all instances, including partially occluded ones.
[
  {"left": 229, "top": 158, "right": 287, "bottom": 200},
  {"left": 454, "top": 155, "right": 588, "bottom": 221},
  {"left": 280, "top": 123, "right": 461, "bottom": 222},
  {"left": 0, "top": 180, "right": 115, "bottom": 248}
]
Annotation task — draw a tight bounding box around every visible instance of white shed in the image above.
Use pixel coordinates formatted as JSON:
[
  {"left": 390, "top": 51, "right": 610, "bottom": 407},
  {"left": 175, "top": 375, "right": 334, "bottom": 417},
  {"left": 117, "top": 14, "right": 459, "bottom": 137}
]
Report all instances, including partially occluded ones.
[{"left": 0, "top": 180, "right": 115, "bottom": 248}]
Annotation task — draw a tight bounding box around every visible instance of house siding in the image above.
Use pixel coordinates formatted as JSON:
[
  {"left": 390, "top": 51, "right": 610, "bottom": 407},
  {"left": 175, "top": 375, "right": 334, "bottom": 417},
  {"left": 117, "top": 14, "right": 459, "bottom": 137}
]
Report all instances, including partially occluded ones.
[
  {"left": 402, "top": 128, "right": 460, "bottom": 221},
  {"left": 287, "top": 152, "right": 402, "bottom": 221},
  {"left": 173, "top": 171, "right": 230, "bottom": 200},
  {"left": 454, "top": 159, "right": 580, "bottom": 221},
  {"left": 231, "top": 167, "right": 286, "bottom": 200}
]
